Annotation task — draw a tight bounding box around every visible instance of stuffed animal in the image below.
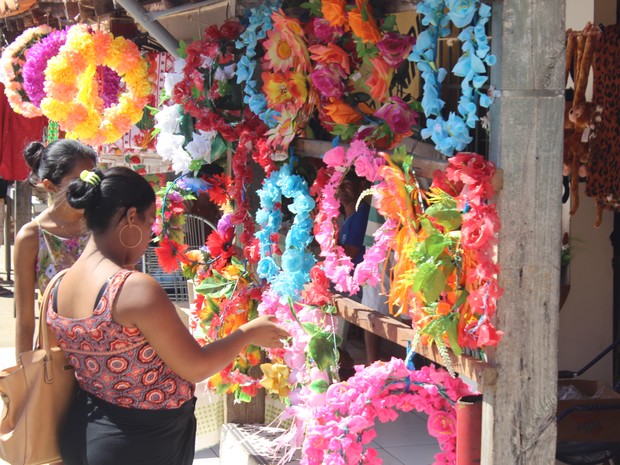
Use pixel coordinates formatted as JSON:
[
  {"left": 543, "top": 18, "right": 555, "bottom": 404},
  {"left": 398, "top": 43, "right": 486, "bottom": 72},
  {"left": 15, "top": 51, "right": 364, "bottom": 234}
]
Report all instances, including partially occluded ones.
[{"left": 564, "top": 101, "right": 593, "bottom": 215}]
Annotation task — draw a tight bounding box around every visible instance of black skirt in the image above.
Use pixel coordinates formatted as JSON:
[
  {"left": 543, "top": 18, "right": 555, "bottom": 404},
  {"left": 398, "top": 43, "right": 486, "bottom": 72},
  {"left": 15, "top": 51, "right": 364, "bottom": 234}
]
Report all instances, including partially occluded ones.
[{"left": 60, "top": 389, "right": 197, "bottom": 465}]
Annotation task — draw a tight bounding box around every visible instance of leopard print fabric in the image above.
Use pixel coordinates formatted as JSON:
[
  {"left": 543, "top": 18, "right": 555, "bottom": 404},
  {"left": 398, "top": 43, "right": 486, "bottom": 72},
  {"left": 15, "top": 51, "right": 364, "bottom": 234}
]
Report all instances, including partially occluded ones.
[{"left": 586, "top": 24, "right": 620, "bottom": 217}]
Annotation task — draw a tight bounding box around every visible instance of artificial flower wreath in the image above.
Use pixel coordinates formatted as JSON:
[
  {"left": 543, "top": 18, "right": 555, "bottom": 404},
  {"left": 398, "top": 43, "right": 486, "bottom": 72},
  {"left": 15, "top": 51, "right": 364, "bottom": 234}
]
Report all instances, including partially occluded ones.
[
  {"left": 40, "top": 25, "right": 152, "bottom": 146},
  {"left": 0, "top": 25, "right": 52, "bottom": 117}
]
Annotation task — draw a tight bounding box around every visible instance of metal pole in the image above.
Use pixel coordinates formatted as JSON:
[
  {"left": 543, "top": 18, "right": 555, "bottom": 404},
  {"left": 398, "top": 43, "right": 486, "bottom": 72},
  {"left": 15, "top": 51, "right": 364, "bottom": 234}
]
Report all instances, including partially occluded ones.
[{"left": 113, "top": 0, "right": 179, "bottom": 57}]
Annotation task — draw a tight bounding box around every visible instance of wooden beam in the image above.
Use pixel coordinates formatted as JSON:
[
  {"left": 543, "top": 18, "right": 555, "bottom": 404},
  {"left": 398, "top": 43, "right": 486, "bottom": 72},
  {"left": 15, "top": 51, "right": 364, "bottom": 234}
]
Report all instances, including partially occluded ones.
[
  {"left": 334, "top": 296, "right": 497, "bottom": 391},
  {"left": 293, "top": 138, "right": 504, "bottom": 190},
  {"left": 481, "top": 0, "right": 565, "bottom": 463}
]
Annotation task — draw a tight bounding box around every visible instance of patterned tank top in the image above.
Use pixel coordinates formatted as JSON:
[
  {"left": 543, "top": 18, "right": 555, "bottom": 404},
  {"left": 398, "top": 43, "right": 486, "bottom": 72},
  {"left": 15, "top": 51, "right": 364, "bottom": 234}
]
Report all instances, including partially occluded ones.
[
  {"left": 47, "top": 269, "right": 194, "bottom": 410},
  {"left": 35, "top": 219, "right": 89, "bottom": 293}
]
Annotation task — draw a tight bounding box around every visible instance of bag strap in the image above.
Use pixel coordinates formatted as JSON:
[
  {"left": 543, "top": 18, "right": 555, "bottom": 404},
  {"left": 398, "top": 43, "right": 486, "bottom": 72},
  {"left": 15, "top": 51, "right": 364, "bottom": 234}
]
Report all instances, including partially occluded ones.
[{"left": 37, "top": 269, "right": 69, "bottom": 352}]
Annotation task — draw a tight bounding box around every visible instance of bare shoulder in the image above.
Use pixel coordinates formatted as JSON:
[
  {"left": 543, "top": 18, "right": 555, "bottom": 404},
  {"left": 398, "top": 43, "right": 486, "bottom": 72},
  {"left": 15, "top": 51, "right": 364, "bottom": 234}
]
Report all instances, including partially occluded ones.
[
  {"left": 14, "top": 221, "right": 39, "bottom": 259},
  {"left": 114, "top": 271, "right": 173, "bottom": 322}
]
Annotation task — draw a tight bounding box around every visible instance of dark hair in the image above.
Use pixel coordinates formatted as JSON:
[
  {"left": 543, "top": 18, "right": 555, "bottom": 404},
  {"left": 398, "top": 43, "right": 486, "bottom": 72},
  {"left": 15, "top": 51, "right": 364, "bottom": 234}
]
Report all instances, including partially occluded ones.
[
  {"left": 23, "top": 139, "right": 97, "bottom": 186},
  {"left": 67, "top": 167, "right": 156, "bottom": 234}
]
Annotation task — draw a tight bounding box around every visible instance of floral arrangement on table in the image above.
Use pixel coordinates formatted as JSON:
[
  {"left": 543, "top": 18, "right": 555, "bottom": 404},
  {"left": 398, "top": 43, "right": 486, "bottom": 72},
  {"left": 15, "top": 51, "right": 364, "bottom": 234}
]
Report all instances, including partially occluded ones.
[{"left": 0, "top": 25, "right": 52, "bottom": 117}]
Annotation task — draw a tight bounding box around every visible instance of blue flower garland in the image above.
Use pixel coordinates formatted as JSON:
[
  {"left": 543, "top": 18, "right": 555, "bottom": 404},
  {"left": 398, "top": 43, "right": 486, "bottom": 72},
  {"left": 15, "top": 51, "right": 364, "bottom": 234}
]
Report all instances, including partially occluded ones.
[
  {"left": 236, "top": 0, "right": 282, "bottom": 128},
  {"left": 409, "top": 0, "right": 496, "bottom": 156},
  {"left": 255, "top": 164, "right": 316, "bottom": 300}
]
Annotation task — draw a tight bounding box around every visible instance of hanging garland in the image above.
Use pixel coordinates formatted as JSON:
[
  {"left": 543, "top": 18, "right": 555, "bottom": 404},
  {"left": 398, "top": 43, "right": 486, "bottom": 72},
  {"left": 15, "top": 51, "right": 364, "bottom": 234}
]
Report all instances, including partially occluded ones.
[
  {"left": 40, "top": 26, "right": 152, "bottom": 146},
  {"left": 314, "top": 140, "right": 396, "bottom": 294},
  {"left": 235, "top": 0, "right": 283, "bottom": 129},
  {"left": 255, "top": 163, "right": 316, "bottom": 300},
  {"left": 0, "top": 25, "right": 52, "bottom": 117},
  {"left": 408, "top": 0, "right": 496, "bottom": 156},
  {"left": 302, "top": 359, "right": 473, "bottom": 465}
]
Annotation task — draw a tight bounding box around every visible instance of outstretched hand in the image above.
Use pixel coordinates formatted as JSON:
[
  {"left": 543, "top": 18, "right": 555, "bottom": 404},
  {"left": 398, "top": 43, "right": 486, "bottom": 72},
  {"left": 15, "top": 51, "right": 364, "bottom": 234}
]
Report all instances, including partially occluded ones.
[{"left": 241, "top": 315, "right": 290, "bottom": 349}]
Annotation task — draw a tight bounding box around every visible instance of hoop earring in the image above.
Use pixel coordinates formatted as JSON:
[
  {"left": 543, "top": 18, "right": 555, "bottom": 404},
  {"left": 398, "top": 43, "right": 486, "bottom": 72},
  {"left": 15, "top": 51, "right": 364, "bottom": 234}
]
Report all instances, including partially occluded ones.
[{"left": 119, "top": 224, "right": 143, "bottom": 249}]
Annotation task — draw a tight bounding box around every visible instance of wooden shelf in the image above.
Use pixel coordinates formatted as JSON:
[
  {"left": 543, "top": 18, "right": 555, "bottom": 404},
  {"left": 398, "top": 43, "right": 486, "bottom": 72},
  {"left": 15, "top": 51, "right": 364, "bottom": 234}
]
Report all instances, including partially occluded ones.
[
  {"left": 293, "top": 138, "right": 503, "bottom": 191},
  {"left": 334, "top": 296, "right": 497, "bottom": 391}
]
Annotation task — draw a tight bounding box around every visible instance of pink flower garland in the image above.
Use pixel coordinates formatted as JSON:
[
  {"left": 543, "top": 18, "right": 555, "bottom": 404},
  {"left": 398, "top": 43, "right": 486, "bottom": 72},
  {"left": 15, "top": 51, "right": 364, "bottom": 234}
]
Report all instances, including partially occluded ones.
[
  {"left": 302, "top": 359, "right": 473, "bottom": 465},
  {"left": 315, "top": 140, "right": 391, "bottom": 294}
]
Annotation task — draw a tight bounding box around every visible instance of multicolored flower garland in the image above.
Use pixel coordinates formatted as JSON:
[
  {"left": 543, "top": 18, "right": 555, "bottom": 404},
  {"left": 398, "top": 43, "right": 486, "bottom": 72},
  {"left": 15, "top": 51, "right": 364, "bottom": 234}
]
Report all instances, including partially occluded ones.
[
  {"left": 408, "top": 0, "right": 496, "bottom": 156},
  {"left": 302, "top": 359, "right": 473, "bottom": 465},
  {"left": 0, "top": 25, "right": 52, "bottom": 117},
  {"left": 40, "top": 26, "right": 152, "bottom": 146}
]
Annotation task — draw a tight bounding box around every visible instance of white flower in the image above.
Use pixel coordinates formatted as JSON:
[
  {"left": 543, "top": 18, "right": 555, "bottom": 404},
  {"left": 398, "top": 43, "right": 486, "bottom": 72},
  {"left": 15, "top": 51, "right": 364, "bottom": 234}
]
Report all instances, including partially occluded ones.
[
  {"left": 214, "top": 63, "right": 236, "bottom": 81},
  {"left": 164, "top": 72, "right": 184, "bottom": 96},
  {"left": 173, "top": 57, "right": 186, "bottom": 73},
  {"left": 185, "top": 130, "right": 217, "bottom": 162},
  {"left": 156, "top": 133, "right": 187, "bottom": 166},
  {"left": 154, "top": 104, "right": 182, "bottom": 134}
]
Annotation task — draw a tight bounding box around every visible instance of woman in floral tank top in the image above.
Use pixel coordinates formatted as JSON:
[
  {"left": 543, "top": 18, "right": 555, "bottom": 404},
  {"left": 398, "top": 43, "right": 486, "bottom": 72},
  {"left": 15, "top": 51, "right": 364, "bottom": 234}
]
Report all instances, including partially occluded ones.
[
  {"left": 49, "top": 167, "right": 288, "bottom": 465},
  {"left": 14, "top": 139, "right": 96, "bottom": 359}
]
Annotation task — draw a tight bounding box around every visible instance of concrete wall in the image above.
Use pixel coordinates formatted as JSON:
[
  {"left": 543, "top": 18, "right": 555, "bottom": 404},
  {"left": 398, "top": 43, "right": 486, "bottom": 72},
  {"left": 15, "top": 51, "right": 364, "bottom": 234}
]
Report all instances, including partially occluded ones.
[{"left": 558, "top": 0, "right": 616, "bottom": 386}]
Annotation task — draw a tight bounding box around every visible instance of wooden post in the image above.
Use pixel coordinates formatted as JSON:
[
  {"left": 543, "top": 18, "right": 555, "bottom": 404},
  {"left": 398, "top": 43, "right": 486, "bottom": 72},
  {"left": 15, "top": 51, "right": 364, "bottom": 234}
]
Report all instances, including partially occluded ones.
[
  {"left": 13, "top": 181, "right": 32, "bottom": 236},
  {"left": 482, "top": 1, "right": 565, "bottom": 464}
]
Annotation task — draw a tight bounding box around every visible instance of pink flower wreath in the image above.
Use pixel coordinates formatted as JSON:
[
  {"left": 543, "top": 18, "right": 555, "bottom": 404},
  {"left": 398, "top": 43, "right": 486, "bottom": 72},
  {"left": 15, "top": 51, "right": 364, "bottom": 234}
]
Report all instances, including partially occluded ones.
[
  {"left": 302, "top": 358, "right": 473, "bottom": 465},
  {"left": 314, "top": 139, "right": 397, "bottom": 294}
]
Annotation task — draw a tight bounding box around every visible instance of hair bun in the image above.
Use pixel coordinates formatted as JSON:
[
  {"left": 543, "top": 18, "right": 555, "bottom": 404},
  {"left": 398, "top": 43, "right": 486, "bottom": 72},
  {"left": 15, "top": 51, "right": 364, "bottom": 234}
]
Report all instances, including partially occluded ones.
[
  {"left": 23, "top": 142, "right": 46, "bottom": 183},
  {"left": 67, "top": 167, "right": 105, "bottom": 211}
]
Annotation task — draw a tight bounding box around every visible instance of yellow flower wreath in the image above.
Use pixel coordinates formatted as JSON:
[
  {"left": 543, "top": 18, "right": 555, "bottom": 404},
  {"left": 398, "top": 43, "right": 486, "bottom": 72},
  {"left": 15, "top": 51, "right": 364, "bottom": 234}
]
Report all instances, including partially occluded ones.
[{"left": 40, "top": 25, "right": 153, "bottom": 146}]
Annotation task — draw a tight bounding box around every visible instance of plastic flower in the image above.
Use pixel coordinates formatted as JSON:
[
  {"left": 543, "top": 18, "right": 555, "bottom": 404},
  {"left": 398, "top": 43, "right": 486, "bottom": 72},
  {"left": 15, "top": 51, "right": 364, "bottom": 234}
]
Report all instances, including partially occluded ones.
[
  {"left": 309, "top": 64, "right": 347, "bottom": 100},
  {"left": 348, "top": 0, "right": 382, "bottom": 44},
  {"left": 374, "top": 96, "right": 418, "bottom": 134},
  {"left": 446, "top": 0, "right": 477, "bottom": 28},
  {"left": 308, "top": 43, "right": 351, "bottom": 74},
  {"left": 262, "top": 71, "right": 308, "bottom": 112},
  {"left": 324, "top": 100, "right": 363, "bottom": 125},
  {"left": 365, "top": 56, "right": 393, "bottom": 102},
  {"left": 321, "top": 0, "right": 348, "bottom": 28},
  {"left": 376, "top": 32, "right": 416, "bottom": 68},
  {"left": 260, "top": 362, "right": 292, "bottom": 398}
]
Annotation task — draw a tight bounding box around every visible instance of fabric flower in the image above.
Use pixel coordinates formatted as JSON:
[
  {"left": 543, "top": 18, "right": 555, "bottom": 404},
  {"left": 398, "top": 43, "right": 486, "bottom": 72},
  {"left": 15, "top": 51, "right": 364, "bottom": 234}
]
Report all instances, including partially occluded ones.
[
  {"left": 376, "top": 32, "right": 416, "bottom": 68},
  {"left": 309, "top": 64, "right": 347, "bottom": 100},
  {"left": 374, "top": 96, "right": 418, "bottom": 134},
  {"left": 447, "top": 0, "right": 477, "bottom": 28}
]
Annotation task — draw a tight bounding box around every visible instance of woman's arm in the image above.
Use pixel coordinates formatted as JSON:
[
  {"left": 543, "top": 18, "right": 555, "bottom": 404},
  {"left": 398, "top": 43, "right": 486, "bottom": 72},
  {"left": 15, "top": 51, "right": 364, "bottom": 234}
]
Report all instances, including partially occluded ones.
[
  {"left": 14, "top": 222, "right": 40, "bottom": 360},
  {"left": 114, "top": 273, "right": 289, "bottom": 383}
]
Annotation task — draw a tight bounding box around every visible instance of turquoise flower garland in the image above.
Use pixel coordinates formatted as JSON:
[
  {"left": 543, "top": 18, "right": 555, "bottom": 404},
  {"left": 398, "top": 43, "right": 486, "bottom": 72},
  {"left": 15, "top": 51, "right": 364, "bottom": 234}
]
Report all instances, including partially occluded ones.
[
  {"left": 409, "top": 0, "right": 496, "bottom": 156},
  {"left": 236, "top": 0, "right": 282, "bottom": 128},
  {"left": 256, "top": 164, "right": 316, "bottom": 300}
]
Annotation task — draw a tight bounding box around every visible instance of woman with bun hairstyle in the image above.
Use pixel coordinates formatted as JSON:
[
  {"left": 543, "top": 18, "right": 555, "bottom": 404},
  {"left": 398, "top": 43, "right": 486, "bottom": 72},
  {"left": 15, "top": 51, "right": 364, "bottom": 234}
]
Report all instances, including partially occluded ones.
[
  {"left": 48, "top": 167, "right": 289, "bottom": 465},
  {"left": 14, "top": 139, "right": 97, "bottom": 359}
]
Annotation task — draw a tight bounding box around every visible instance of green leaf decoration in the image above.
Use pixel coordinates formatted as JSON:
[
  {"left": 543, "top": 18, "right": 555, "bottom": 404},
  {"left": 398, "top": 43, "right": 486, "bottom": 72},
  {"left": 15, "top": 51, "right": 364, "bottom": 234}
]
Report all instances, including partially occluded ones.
[
  {"left": 210, "top": 135, "right": 229, "bottom": 161},
  {"left": 425, "top": 204, "right": 462, "bottom": 231},
  {"left": 235, "top": 390, "right": 253, "bottom": 403},
  {"left": 177, "top": 40, "right": 188, "bottom": 59},
  {"left": 412, "top": 259, "right": 447, "bottom": 304},
  {"left": 189, "top": 159, "right": 204, "bottom": 173},
  {"left": 447, "top": 322, "right": 462, "bottom": 357},
  {"left": 421, "top": 234, "right": 451, "bottom": 259},
  {"left": 307, "top": 332, "right": 340, "bottom": 370},
  {"left": 381, "top": 14, "right": 397, "bottom": 32},
  {"left": 194, "top": 277, "right": 236, "bottom": 299},
  {"left": 301, "top": 322, "right": 322, "bottom": 336},
  {"left": 308, "top": 379, "right": 330, "bottom": 394}
]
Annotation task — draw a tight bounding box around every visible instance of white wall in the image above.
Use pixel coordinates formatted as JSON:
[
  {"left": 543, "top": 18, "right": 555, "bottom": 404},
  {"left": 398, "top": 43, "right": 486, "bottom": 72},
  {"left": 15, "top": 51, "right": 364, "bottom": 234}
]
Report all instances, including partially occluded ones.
[{"left": 558, "top": 0, "right": 616, "bottom": 386}]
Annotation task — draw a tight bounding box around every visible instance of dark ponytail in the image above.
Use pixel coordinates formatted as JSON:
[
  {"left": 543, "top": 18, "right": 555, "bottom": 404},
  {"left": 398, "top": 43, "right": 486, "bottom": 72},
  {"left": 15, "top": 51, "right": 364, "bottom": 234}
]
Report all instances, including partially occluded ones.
[
  {"left": 67, "top": 167, "right": 155, "bottom": 234},
  {"left": 23, "top": 139, "right": 97, "bottom": 186}
]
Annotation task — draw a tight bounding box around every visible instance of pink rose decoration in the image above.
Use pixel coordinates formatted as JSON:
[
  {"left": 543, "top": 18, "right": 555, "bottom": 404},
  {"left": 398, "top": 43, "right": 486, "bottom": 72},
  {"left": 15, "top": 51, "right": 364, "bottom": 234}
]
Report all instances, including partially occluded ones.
[
  {"left": 309, "top": 63, "right": 347, "bottom": 99},
  {"left": 323, "top": 146, "right": 346, "bottom": 166},
  {"left": 312, "top": 17, "right": 345, "bottom": 43},
  {"left": 376, "top": 32, "right": 416, "bottom": 68},
  {"left": 374, "top": 96, "right": 418, "bottom": 134}
]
